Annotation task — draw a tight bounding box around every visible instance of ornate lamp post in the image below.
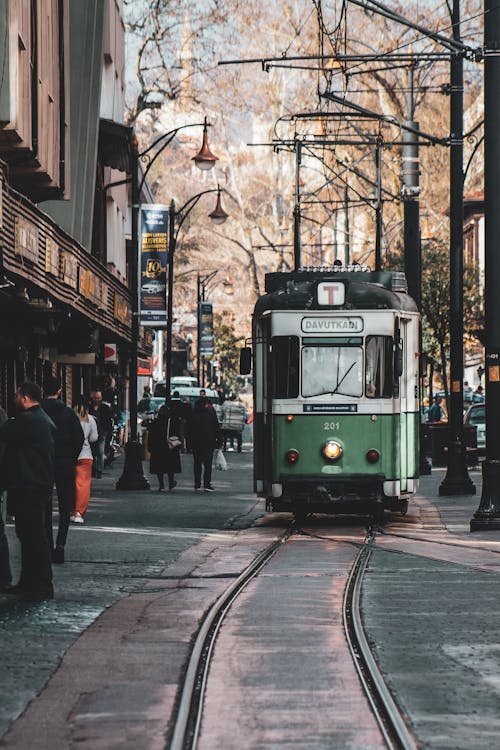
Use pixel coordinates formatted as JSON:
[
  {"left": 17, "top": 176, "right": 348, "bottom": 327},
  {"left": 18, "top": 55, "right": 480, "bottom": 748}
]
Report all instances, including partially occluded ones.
[
  {"left": 117, "top": 119, "right": 218, "bottom": 490},
  {"left": 165, "top": 187, "right": 229, "bottom": 405}
]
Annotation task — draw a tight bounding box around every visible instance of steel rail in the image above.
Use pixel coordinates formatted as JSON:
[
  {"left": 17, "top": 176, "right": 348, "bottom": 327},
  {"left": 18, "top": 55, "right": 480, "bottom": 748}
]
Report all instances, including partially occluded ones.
[
  {"left": 169, "top": 525, "right": 294, "bottom": 750},
  {"left": 343, "top": 530, "right": 418, "bottom": 750}
]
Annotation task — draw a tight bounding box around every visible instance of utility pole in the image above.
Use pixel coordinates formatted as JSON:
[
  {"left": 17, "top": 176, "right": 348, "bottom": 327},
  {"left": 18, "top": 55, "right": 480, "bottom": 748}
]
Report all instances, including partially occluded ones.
[
  {"left": 344, "top": 186, "right": 350, "bottom": 265},
  {"left": 471, "top": 0, "right": 500, "bottom": 528},
  {"left": 402, "top": 60, "right": 430, "bottom": 476},
  {"left": 374, "top": 144, "right": 383, "bottom": 270},
  {"left": 293, "top": 139, "right": 302, "bottom": 270},
  {"left": 440, "top": 0, "right": 475, "bottom": 495}
]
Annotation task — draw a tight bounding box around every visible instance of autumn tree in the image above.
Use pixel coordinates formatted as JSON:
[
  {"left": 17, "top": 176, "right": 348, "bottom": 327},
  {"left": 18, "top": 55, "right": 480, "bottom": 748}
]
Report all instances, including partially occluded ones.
[
  {"left": 421, "top": 238, "right": 483, "bottom": 400},
  {"left": 213, "top": 312, "right": 244, "bottom": 395}
]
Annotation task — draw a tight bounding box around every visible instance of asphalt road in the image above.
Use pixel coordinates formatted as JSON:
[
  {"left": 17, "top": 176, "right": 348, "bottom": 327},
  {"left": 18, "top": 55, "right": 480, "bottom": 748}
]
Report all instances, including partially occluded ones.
[{"left": 0, "top": 445, "right": 262, "bottom": 741}]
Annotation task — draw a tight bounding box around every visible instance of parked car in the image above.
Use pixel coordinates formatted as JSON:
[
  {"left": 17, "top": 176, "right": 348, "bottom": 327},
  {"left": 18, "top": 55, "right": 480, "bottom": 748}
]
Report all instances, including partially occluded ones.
[{"left": 464, "top": 402, "right": 485, "bottom": 454}]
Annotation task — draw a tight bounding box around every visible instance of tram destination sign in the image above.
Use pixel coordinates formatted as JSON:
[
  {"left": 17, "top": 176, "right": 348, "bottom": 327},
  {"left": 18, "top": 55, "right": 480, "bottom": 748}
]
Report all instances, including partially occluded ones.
[
  {"left": 301, "top": 316, "right": 363, "bottom": 333},
  {"left": 303, "top": 404, "right": 358, "bottom": 413}
]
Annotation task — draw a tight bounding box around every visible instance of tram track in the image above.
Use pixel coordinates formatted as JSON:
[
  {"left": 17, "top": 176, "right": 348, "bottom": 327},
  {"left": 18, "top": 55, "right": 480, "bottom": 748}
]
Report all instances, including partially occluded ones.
[
  {"left": 343, "top": 527, "right": 418, "bottom": 750},
  {"left": 169, "top": 523, "right": 296, "bottom": 750},
  {"left": 169, "top": 520, "right": 418, "bottom": 750}
]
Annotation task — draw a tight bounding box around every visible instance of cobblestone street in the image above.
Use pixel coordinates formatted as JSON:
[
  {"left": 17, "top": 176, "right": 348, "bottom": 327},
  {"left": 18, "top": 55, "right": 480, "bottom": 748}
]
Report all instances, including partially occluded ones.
[{"left": 0, "top": 447, "right": 262, "bottom": 743}]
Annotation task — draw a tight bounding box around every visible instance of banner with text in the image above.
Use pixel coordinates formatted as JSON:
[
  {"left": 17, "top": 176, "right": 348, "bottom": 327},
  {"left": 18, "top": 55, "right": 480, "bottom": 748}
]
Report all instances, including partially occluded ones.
[
  {"left": 198, "top": 302, "right": 214, "bottom": 356},
  {"left": 139, "top": 204, "right": 168, "bottom": 327}
]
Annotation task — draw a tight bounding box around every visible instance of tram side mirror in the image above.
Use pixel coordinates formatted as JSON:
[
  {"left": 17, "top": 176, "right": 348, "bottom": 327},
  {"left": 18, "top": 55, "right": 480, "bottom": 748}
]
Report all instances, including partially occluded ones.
[
  {"left": 240, "top": 347, "right": 252, "bottom": 375},
  {"left": 394, "top": 339, "right": 404, "bottom": 379}
]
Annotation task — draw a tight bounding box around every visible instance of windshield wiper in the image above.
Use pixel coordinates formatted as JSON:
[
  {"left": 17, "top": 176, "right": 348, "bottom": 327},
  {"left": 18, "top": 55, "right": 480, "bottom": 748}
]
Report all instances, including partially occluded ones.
[{"left": 331, "top": 362, "right": 356, "bottom": 396}]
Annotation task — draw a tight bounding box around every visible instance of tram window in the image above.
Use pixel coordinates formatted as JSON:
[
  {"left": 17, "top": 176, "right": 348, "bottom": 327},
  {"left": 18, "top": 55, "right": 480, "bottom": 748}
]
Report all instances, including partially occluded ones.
[
  {"left": 271, "top": 336, "right": 299, "bottom": 398},
  {"left": 365, "top": 336, "right": 393, "bottom": 398},
  {"left": 302, "top": 345, "right": 363, "bottom": 398}
]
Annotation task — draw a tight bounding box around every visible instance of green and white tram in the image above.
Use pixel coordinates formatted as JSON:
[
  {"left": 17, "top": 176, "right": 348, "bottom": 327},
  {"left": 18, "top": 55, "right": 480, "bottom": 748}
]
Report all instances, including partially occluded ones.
[{"left": 244, "top": 267, "right": 420, "bottom": 520}]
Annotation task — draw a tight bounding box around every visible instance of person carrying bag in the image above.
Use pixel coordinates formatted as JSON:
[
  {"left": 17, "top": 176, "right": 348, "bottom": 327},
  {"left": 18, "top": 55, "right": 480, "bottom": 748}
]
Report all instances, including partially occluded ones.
[{"left": 148, "top": 405, "right": 182, "bottom": 491}]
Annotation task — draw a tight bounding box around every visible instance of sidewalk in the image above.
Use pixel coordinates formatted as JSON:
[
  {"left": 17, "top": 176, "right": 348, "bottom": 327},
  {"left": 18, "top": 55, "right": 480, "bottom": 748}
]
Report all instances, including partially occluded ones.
[{"left": 0, "top": 446, "right": 263, "bottom": 747}]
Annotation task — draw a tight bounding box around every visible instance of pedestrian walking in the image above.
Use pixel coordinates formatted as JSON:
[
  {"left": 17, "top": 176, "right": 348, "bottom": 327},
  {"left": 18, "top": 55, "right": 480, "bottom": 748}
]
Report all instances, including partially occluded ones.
[
  {"left": 88, "top": 389, "right": 113, "bottom": 478},
  {"left": 0, "top": 405, "right": 12, "bottom": 588},
  {"left": 71, "top": 397, "right": 98, "bottom": 523},
  {"left": 0, "top": 382, "right": 55, "bottom": 600},
  {"left": 42, "top": 376, "right": 84, "bottom": 564},
  {"left": 221, "top": 394, "right": 247, "bottom": 452},
  {"left": 428, "top": 395, "right": 445, "bottom": 423},
  {"left": 187, "top": 398, "right": 221, "bottom": 492},
  {"left": 148, "top": 405, "right": 182, "bottom": 491}
]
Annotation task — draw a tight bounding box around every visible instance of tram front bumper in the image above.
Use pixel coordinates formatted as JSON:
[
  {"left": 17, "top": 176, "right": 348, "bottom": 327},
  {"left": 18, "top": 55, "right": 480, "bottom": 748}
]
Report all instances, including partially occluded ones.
[{"left": 279, "top": 473, "right": 386, "bottom": 503}]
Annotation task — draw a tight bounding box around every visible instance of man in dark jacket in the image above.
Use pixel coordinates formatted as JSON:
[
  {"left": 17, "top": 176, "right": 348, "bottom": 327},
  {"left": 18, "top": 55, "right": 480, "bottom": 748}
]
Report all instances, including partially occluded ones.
[
  {"left": 42, "top": 376, "right": 84, "bottom": 564},
  {"left": 0, "top": 382, "right": 55, "bottom": 600},
  {"left": 187, "top": 398, "right": 221, "bottom": 492},
  {"left": 88, "top": 389, "right": 113, "bottom": 478}
]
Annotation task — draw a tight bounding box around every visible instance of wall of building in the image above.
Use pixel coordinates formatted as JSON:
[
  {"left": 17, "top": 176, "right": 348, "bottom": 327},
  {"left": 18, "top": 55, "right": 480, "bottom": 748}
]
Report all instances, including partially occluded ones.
[{"left": 41, "top": 0, "right": 106, "bottom": 250}]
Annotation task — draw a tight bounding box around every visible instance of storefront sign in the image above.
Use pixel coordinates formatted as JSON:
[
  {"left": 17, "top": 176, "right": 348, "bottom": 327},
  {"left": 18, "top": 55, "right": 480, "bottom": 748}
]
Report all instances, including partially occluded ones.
[
  {"left": 61, "top": 251, "right": 78, "bottom": 289},
  {"left": 104, "top": 343, "right": 118, "bottom": 363},
  {"left": 114, "top": 293, "right": 131, "bottom": 326},
  {"left": 79, "top": 268, "right": 108, "bottom": 310},
  {"left": 139, "top": 204, "right": 168, "bottom": 327},
  {"left": 138, "top": 357, "right": 152, "bottom": 376},
  {"left": 198, "top": 302, "right": 214, "bottom": 355},
  {"left": 45, "top": 238, "right": 60, "bottom": 276},
  {"left": 15, "top": 216, "right": 39, "bottom": 263}
]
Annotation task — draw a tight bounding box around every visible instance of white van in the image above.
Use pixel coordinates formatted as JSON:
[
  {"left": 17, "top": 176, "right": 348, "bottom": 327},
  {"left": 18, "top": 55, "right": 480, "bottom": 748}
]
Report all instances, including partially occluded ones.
[
  {"left": 153, "top": 384, "right": 222, "bottom": 421},
  {"left": 154, "top": 377, "right": 197, "bottom": 395}
]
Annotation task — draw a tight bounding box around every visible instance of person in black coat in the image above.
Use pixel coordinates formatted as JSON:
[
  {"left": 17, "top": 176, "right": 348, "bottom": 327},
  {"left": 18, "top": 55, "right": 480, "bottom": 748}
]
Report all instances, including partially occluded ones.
[
  {"left": 148, "top": 405, "right": 182, "bottom": 491},
  {"left": 187, "top": 397, "right": 221, "bottom": 492},
  {"left": 42, "top": 376, "right": 84, "bottom": 564},
  {"left": 0, "top": 382, "right": 55, "bottom": 600}
]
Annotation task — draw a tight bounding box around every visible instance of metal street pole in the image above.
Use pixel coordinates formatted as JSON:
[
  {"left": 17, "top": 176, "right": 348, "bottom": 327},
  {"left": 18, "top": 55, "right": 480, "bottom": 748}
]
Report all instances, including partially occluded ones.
[
  {"left": 344, "top": 186, "right": 350, "bottom": 265},
  {"left": 165, "top": 199, "right": 176, "bottom": 409},
  {"left": 197, "top": 273, "right": 201, "bottom": 386},
  {"left": 402, "top": 62, "right": 430, "bottom": 475},
  {"left": 471, "top": 0, "right": 500, "bottom": 528},
  {"left": 374, "top": 144, "right": 382, "bottom": 270},
  {"left": 439, "top": 0, "right": 475, "bottom": 495},
  {"left": 116, "top": 133, "right": 150, "bottom": 490},
  {"left": 293, "top": 139, "right": 302, "bottom": 270},
  {"left": 166, "top": 191, "right": 228, "bottom": 402}
]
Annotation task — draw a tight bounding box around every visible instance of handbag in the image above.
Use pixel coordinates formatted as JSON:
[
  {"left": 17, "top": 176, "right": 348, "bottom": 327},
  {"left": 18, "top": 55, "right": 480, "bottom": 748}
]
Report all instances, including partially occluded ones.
[
  {"left": 166, "top": 417, "right": 182, "bottom": 450},
  {"left": 214, "top": 448, "right": 228, "bottom": 471}
]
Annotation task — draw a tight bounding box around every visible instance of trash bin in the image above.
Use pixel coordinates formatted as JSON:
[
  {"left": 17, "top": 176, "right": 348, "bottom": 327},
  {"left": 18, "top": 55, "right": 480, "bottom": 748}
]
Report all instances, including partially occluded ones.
[
  {"left": 428, "top": 423, "right": 449, "bottom": 467},
  {"left": 428, "top": 423, "right": 477, "bottom": 467}
]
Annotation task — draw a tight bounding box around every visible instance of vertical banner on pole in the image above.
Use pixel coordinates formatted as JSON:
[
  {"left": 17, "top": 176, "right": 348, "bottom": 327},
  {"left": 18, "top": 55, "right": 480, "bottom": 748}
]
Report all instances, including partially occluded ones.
[
  {"left": 198, "top": 302, "right": 214, "bottom": 356},
  {"left": 139, "top": 204, "right": 168, "bottom": 327}
]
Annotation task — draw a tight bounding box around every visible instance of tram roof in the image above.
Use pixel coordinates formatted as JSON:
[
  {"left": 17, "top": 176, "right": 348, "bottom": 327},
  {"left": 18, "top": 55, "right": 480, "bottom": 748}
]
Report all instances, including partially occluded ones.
[{"left": 256, "top": 268, "right": 418, "bottom": 314}]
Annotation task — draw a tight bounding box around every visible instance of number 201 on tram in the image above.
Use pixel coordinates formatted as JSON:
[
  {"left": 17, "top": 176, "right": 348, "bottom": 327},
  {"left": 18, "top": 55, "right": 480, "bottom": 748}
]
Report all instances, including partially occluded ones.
[{"left": 241, "top": 268, "right": 420, "bottom": 520}]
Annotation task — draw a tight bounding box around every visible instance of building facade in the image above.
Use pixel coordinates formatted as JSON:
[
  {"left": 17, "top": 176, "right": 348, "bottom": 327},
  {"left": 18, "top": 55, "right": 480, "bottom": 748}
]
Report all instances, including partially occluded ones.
[{"left": 0, "top": 0, "right": 150, "bottom": 419}]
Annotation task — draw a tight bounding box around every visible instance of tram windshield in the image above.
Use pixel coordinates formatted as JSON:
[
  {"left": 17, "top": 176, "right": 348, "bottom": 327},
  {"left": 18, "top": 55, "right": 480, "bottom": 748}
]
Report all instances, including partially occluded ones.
[{"left": 302, "top": 345, "right": 363, "bottom": 398}]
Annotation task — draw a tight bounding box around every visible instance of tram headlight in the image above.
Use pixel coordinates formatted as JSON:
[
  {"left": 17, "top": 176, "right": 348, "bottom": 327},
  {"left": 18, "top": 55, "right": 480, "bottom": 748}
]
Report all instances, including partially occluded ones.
[
  {"left": 322, "top": 440, "right": 343, "bottom": 461},
  {"left": 285, "top": 449, "right": 300, "bottom": 465},
  {"left": 366, "top": 449, "right": 380, "bottom": 464}
]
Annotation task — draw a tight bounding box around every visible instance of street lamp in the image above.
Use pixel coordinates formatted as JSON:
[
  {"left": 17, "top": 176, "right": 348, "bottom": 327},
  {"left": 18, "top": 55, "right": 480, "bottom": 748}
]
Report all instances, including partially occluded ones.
[
  {"left": 165, "top": 188, "right": 229, "bottom": 406},
  {"left": 195, "top": 270, "right": 235, "bottom": 387},
  {"left": 197, "top": 270, "right": 218, "bottom": 387},
  {"left": 117, "top": 119, "right": 218, "bottom": 491}
]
